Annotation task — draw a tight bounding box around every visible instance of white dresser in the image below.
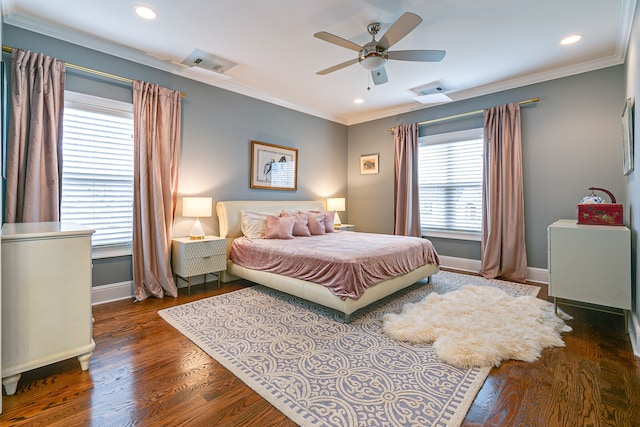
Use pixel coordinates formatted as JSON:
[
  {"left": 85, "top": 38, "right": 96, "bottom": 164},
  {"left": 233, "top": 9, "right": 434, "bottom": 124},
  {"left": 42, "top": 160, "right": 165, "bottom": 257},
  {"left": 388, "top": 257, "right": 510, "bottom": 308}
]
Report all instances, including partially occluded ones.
[
  {"left": 1, "top": 222, "right": 95, "bottom": 395},
  {"left": 547, "top": 219, "right": 631, "bottom": 321}
]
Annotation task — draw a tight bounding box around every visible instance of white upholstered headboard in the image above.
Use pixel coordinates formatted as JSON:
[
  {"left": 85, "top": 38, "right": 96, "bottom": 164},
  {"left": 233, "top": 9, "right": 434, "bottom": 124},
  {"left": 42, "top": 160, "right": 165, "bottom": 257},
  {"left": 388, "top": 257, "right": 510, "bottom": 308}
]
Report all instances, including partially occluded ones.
[{"left": 216, "top": 200, "right": 325, "bottom": 238}]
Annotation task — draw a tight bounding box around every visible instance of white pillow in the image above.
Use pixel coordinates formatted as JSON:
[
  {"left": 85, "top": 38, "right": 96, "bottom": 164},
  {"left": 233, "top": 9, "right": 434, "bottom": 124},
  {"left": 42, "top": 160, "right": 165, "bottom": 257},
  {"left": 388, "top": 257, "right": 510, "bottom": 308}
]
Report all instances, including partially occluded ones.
[{"left": 240, "top": 210, "right": 278, "bottom": 238}]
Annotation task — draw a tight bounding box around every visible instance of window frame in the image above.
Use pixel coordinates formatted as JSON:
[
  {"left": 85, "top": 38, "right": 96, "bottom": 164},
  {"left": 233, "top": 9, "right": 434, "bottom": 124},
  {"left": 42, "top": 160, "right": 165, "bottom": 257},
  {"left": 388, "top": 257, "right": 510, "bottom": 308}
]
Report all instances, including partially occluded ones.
[
  {"left": 62, "top": 91, "right": 134, "bottom": 259},
  {"left": 418, "top": 127, "right": 484, "bottom": 242}
]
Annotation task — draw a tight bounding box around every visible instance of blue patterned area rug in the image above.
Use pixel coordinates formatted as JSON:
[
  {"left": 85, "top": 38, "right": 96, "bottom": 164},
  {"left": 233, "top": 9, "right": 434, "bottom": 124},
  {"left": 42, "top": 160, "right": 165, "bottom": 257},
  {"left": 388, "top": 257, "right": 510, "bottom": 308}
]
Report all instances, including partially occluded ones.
[{"left": 158, "top": 271, "right": 538, "bottom": 427}]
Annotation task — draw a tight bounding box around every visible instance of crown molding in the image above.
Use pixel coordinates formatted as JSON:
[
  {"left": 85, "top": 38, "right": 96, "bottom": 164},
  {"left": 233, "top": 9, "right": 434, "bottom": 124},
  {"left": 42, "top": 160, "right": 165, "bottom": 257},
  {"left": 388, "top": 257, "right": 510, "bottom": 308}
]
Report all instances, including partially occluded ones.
[
  {"left": 345, "top": 54, "right": 624, "bottom": 125},
  {"left": 2, "top": 11, "right": 350, "bottom": 125},
  {"left": 3, "top": 0, "right": 635, "bottom": 127}
]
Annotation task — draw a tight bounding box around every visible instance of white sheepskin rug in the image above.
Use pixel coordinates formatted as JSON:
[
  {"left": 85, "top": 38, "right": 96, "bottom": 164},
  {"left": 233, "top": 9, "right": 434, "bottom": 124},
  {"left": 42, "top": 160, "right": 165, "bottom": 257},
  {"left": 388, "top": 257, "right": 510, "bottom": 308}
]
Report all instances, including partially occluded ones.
[{"left": 382, "top": 285, "right": 572, "bottom": 368}]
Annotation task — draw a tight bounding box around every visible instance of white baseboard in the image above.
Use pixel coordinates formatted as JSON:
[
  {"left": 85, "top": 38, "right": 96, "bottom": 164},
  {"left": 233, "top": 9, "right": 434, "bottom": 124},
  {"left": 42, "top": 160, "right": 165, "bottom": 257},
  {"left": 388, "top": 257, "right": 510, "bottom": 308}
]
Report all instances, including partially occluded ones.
[
  {"left": 91, "top": 281, "right": 134, "bottom": 305},
  {"left": 438, "top": 255, "right": 549, "bottom": 284},
  {"left": 92, "top": 258, "right": 548, "bottom": 305},
  {"left": 629, "top": 310, "right": 640, "bottom": 358},
  {"left": 91, "top": 275, "right": 214, "bottom": 305}
]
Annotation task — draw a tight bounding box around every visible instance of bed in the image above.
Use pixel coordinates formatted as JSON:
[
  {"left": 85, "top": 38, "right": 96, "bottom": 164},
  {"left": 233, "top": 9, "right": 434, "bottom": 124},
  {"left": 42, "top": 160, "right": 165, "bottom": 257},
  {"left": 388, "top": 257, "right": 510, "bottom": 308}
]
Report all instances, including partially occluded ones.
[{"left": 216, "top": 200, "right": 440, "bottom": 323}]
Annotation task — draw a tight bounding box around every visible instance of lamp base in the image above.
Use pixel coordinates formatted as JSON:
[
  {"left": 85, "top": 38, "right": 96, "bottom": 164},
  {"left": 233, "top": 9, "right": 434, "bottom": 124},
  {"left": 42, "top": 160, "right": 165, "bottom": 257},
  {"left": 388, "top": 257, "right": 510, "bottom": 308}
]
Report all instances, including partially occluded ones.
[
  {"left": 189, "top": 219, "right": 206, "bottom": 240},
  {"left": 334, "top": 212, "right": 342, "bottom": 226}
]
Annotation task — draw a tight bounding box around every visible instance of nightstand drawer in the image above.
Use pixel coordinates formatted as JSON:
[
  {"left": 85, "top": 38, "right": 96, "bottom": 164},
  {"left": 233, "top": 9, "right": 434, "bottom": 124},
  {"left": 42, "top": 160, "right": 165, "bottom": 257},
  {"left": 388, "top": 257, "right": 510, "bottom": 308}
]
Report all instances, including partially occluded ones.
[
  {"left": 182, "top": 238, "right": 226, "bottom": 259},
  {"left": 182, "top": 254, "right": 227, "bottom": 276}
]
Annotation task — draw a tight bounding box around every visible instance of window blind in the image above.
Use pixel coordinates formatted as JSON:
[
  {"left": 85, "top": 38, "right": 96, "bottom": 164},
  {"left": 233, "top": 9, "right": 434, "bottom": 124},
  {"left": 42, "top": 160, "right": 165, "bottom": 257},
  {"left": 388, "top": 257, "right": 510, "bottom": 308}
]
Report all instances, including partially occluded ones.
[
  {"left": 61, "top": 92, "right": 134, "bottom": 250},
  {"left": 418, "top": 128, "right": 483, "bottom": 237}
]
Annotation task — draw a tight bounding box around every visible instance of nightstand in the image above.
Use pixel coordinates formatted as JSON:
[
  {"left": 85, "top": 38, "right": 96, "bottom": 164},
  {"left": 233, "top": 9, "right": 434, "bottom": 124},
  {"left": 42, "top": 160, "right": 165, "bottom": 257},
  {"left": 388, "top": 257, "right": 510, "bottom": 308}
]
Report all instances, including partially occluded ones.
[
  {"left": 335, "top": 224, "right": 356, "bottom": 231},
  {"left": 172, "top": 236, "right": 227, "bottom": 295}
]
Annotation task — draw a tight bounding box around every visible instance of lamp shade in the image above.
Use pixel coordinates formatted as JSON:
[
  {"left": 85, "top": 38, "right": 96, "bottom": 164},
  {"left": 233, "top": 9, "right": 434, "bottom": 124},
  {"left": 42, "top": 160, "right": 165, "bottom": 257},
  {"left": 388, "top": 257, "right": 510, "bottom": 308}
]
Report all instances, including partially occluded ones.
[
  {"left": 182, "top": 197, "right": 212, "bottom": 218},
  {"left": 327, "top": 198, "right": 346, "bottom": 212}
]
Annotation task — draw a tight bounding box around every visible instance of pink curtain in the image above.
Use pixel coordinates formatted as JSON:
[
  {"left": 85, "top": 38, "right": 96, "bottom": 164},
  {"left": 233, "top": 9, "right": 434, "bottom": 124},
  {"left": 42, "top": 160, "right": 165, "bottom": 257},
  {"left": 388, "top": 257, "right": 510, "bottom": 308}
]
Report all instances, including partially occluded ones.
[
  {"left": 5, "top": 48, "right": 65, "bottom": 223},
  {"left": 132, "top": 81, "right": 181, "bottom": 301},
  {"left": 479, "top": 102, "right": 527, "bottom": 283},
  {"left": 393, "top": 123, "right": 421, "bottom": 237}
]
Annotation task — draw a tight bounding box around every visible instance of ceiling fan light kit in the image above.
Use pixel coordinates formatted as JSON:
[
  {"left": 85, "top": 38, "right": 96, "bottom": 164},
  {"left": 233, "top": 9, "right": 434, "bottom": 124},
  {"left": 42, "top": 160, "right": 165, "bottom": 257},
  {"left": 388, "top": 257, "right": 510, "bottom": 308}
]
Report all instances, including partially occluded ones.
[
  {"left": 359, "top": 23, "right": 388, "bottom": 71},
  {"left": 314, "top": 12, "right": 446, "bottom": 85},
  {"left": 359, "top": 47, "right": 388, "bottom": 71}
]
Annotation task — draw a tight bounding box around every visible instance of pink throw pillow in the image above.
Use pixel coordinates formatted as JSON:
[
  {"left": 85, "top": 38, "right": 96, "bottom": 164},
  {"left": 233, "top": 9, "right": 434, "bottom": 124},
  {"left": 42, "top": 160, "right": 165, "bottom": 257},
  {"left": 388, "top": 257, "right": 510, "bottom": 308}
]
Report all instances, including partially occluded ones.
[
  {"left": 265, "top": 215, "right": 295, "bottom": 239},
  {"left": 307, "top": 211, "right": 326, "bottom": 235},
  {"left": 310, "top": 210, "right": 335, "bottom": 233},
  {"left": 324, "top": 210, "right": 335, "bottom": 233},
  {"left": 281, "top": 210, "right": 311, "bottom": 236}
]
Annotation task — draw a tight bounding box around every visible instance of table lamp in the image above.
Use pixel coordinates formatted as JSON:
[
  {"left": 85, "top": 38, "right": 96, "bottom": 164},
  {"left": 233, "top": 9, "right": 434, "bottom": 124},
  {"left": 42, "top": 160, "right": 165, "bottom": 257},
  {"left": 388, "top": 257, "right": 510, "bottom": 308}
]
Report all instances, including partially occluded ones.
[
  {"left": 182, "top": 197, "right": 212, "bottom": 240},
  {"left": 327, "top": 197, "right": 346, "bottom": 225}
]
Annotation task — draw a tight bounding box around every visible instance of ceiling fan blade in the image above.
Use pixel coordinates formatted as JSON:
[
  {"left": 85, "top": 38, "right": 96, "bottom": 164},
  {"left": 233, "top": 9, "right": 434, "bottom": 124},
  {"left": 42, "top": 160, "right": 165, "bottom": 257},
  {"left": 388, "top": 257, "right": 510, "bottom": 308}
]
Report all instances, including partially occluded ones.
[
  {"left": 314, "top": 31, "right": 362, "bottom": 52},
  {"left": 388, "top": 49, "right": 446, "bottom": 62},
  {"left": 379, "top": 12, "right": 423, "bottom": 49},
  {"left": 371, "top": 66, "right": 388, "bottom": 85},
  {"left": 316, "top": 58, "right": 359, "bottom": 75}
]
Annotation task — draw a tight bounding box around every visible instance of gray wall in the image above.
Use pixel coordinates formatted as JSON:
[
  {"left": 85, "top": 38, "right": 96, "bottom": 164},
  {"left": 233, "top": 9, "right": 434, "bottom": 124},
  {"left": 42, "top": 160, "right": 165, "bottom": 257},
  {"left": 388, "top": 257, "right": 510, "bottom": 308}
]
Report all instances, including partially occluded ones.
[
  {"left": 348, "top": 65, "right": 626, "bottom": 269},
  {"left": 624, "top": 5, "right": 639, "bottom": 338},
  {"left": 2, "top": 25, "right": 348, "bottom": 287},
  {"left": 1, "top": 25, "right": 629, "bottom": 282}
]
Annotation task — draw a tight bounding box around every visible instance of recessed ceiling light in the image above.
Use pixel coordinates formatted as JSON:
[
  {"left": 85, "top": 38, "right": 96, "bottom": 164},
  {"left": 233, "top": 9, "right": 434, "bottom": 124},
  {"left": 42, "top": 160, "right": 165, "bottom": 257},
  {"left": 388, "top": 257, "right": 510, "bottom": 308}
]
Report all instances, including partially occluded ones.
[
  {"left": 135, "top": 6, "right": 157, "bottom": 20},
  {"left": 560, "top": 34, "right": 583, "bottom": 46},
  {"left": 354, "top": 98, "right": 364, "bottom": 104}
]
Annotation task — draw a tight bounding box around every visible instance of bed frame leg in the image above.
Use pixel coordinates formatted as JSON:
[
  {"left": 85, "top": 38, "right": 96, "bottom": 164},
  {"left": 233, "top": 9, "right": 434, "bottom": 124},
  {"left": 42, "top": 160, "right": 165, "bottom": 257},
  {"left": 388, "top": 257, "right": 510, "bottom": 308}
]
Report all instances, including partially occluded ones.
[
  {"left": 344, "top": 313, "right": 351, "bottom": 324},
  {"left": 427, "top": 275, "right": 431, "bottom": 283}
]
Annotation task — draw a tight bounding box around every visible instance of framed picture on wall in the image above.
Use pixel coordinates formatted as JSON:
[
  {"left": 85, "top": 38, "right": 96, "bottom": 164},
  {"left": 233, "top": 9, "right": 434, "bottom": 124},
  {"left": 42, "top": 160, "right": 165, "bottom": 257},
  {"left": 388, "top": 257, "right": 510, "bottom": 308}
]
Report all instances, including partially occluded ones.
[
  {"left": 360, "top": 153, "right": 379, "bottom": 175},
  {"left": 622, "top": 97, "right": 634, "bottom": 176},
  {"left": 1, "top": 61, "right": 6, "bottom": 179},
  {"left": 250, "top": 140, "right": 298, "bottom": 190}
]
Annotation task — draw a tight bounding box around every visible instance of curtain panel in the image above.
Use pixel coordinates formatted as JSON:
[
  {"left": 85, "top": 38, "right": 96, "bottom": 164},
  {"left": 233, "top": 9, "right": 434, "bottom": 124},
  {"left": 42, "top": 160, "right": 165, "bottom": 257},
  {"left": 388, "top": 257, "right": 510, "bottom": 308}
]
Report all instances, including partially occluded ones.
[
  {"left": 132, "top": 80, "right": 181, "bottom": 301},
  {"left": 479, "top": 102, "right": 527, "bottom": 283},
  {"left": 5, "top": 48, "right": 65, "bottom": 223},
  {"left": 393, "top": 123, "right": 421, "bottom": 237}
]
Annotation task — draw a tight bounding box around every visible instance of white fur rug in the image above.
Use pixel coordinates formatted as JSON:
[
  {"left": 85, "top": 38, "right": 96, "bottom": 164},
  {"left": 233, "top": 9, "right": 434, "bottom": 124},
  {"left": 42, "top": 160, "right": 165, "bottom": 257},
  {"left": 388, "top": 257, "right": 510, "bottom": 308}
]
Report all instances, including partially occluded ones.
[{"left": 382, "top": 285, "right": 572, "bottom": 368}]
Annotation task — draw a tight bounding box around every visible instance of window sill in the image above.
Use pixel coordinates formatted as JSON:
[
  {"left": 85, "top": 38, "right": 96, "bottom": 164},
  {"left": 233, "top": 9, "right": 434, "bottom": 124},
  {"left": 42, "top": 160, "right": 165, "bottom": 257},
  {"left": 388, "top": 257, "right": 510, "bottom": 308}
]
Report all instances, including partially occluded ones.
[
  {"left": 92, "top": 244, "right": 132, "bottom": 259},
  {"left": 423, "top": 230, "right": 482, "bottom": 242}
]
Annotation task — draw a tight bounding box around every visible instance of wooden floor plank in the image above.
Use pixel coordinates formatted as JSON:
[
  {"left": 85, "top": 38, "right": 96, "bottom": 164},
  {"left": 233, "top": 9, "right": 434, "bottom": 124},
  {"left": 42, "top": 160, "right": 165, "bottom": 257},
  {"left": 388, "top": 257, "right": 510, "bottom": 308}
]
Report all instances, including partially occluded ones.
[{"left": 1, "top": 277, "right": 639, "bottom": 426}]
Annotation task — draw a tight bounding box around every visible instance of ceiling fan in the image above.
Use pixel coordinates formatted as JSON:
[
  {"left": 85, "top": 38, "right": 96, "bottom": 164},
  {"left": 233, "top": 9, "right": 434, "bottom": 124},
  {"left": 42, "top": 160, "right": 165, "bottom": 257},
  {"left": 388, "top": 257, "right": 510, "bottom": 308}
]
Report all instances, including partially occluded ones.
[{"left": 314, "top": 12, "right": 446, "bottom": 85}]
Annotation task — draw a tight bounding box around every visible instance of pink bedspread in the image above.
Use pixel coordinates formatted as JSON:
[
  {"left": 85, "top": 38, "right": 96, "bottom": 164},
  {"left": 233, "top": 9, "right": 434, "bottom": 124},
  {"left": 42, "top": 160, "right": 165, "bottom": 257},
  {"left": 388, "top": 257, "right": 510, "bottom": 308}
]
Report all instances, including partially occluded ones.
[{"left": 230, "top": 232, "right": 440, "bottom": 300}]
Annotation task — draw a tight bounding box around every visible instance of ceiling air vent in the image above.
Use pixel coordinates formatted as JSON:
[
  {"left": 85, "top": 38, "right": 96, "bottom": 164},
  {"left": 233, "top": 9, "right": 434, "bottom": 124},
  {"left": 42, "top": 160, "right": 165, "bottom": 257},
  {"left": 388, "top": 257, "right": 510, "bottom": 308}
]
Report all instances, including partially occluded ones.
[
  {"left": 181, "top": 49, "right": 237, "bottom": 75},
  {"left": 411, "top": 82, "right": 453, "bottom": 104}
]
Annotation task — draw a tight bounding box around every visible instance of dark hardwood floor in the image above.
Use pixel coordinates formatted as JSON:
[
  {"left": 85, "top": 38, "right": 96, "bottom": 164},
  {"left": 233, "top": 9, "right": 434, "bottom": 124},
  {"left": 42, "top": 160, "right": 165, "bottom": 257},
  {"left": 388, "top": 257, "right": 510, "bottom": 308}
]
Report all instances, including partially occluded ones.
[{"left": 1, "top": 274, "right": 639, "bottom": 426}]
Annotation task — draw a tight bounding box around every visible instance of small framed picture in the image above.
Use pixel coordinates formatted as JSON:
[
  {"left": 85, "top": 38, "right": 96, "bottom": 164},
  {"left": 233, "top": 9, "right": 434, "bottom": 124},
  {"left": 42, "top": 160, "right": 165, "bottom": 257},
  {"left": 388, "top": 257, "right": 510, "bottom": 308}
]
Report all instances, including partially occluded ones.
[
  {"left": 360, "top": 153, "right": 379, "bottom": 175},
  {"left": 622, "top": 97, "right": 634, "bottom": 176}
]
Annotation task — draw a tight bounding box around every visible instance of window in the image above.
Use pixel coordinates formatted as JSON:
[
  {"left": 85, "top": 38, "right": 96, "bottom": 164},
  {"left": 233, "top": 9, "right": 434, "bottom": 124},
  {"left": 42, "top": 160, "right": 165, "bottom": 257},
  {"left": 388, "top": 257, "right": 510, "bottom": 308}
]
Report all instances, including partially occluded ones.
[
  {"left": 418, "top": 128, "right": 483, "bottom": 240},
  {"left": 61, "top": 91, "right": 134, "bottom": 257}
]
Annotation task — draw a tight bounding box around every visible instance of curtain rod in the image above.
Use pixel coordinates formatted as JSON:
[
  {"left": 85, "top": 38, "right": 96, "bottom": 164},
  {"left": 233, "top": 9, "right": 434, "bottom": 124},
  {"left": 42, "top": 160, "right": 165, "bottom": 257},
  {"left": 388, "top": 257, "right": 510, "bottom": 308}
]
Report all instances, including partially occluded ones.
[
  {"left": 388, "top": 97, "right": 540, "bottom": 132},
  {"left": 2, "top": 45, "right": 187, "bottom": 98}
]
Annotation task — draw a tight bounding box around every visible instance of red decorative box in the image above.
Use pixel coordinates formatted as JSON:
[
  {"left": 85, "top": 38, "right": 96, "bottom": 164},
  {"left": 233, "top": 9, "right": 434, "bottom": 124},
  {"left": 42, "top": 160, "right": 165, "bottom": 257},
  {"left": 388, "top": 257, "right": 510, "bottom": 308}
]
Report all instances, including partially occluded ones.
[
  {"left": 577, "top": 204, "right": 623, "bottom": 225},
  {"left": 577, "top": 187, "right": 623, "bottom": 225}
]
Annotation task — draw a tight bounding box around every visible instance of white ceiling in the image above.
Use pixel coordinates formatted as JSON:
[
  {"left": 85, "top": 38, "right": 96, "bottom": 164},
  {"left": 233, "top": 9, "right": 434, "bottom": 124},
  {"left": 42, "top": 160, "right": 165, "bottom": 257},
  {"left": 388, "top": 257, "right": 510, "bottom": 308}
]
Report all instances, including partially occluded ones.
[{"left": 1, "top": 0, "right": 637, "bottom": 125}]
